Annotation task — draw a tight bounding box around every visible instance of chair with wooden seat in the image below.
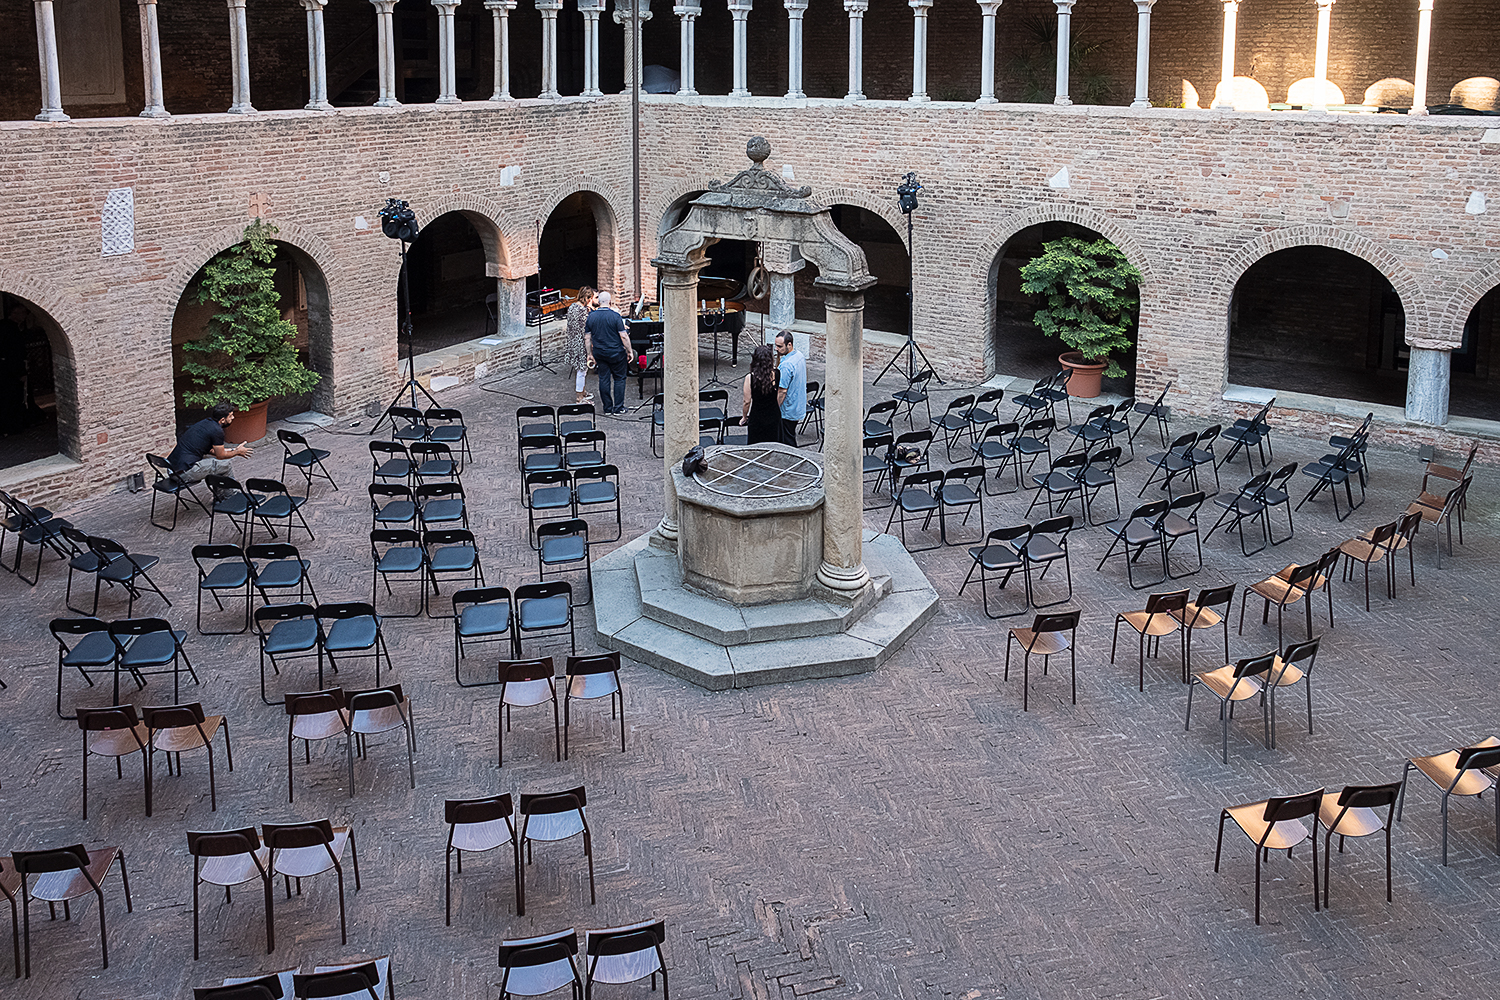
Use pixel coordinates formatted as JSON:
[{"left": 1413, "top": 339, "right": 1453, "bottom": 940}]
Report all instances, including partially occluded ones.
[
  {"left": 1185, "top": 651, "right": 1276, "bottom": 763},
  {"left": 1371, "top": 510, "right": 1422, "bottom": 596},
  {"left": 1, "top": 854, "right": 17, "bottom": 978},
  {"left": 1266, "top": 638, "right": 1319, "bottom": 751},
  {"left": 283, "top": 689, "right": 350, "bottom": 803},
  {"left": 346, "top": 685, "right": 416, "bottom": 795},
  {"left": 77, "top": 704, "right": 150, "bottom": 819},
  {"left": 444, "top": 794, "right": 518, "bottom": 925},
  {"left": 262, "top": 819, "right": 360, "bottom": 945},
  {"left": 1397, "top": 737, "right": 1500, "bottom": 865},
  {"left": 1421, "top": 443, "right": 1477, "bottom": 496},
  {"left": 1214, "top": 788, "right": 1322, "bottom": 924},
  {"left": 564, "top": 652, "right": 625, "bottom": 759},
  {"left": 1171, "top": 584, "right": 1235, "bottom": 678},
  {"left": 498, "top": 657, "right": 560, "bottom": 766},
  {"left": 1003, "top": 610, "right": 1080, "bottom": 712},
  {"left": 1320, "top": 782, "right": 1402, "bottom": 908},
  {"left": 584, "top": 920, "right": 669, "bottom": 1000},
  {"left": 1111, "top": 589, "right": 1188, "bottom": 690},
  {"left": 277, "top": 429, "right": 337, "bottom": 498},
  {"left": 1238, "top": 560, "right": 1318, "bottom": 650},
  {"left": 1338, "top": 519, "right": 1397, "bottom": 611},
  {"left": 1408, "top": 475, "right": 1470, "bottom": 568},
  {"left": 186, "top": 827, "right": 273, "bottom": 959},
  {"left": 143, "top": 702, "right": 233, "bottom": 813},
  {"left": 517, "top": 787, "right": 595, "bottom": 916},
  {"left": 11, "top": 843, "right": 132, "bottom": 978},
  {"left": 499, "top": 928, "right": 582, "bottom": 999}
]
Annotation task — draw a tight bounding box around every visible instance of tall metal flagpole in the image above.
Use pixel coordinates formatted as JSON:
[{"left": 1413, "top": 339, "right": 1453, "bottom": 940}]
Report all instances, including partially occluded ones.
[{"left": 632, "top": 0, "right": 643, "bottom": 307}]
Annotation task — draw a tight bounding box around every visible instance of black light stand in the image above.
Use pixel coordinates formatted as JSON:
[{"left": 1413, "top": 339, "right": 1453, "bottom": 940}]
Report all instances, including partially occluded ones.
[
  {"left": 370, "top": 198, "right": 438, "bottom": 435},
  {"left": 874, "top": 171, "right": 943, "bottom": 387},
  {"left": 701, "top": 305, "right": 732, "bottom": 388}
]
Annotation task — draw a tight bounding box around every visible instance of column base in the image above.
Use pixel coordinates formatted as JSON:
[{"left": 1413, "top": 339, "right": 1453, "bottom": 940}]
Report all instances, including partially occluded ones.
[
  {"left": 1053, "top": 96, "right": 1073, "bottom": 106},
  {"left": 435, "top": 96, "right": 462, "bottom": 105},
  {"left": 227, "top": 103, "right": 257, "bottom": 114},
  {"left": 139, "top": 107, "right": 170, "bottom": 119},
  {"left": 304, "top": 101, "right": 334, "bottom": 111},
  {"left": 583, "top": 88, "right": 604, "bottom": 97},
  {"left": 1408, "top": 107, "right": 1429, "bottom": 116},
  {"left": 785, "top": 90, "right": 806, "bottom": 99},
  {"left": 844, "top": 92, "right": 865, "bottom": 101},
  {"left": 540, "top": 90, "right": 562, "bottom": 100},
  {"left": 35, "top": 110, "right": 70, "bottom": 122},
  {"left": 1129, "top": 98, "right": 1151, "bottom": 109},
  {"left": 817, "top": 560, "right": 871, "bottom": 592},
  {"left": 655, "top": 515, "right": 679, "bottom": 542},
  {"left": 677, "top": 88, "right": 699, "bottom": 96},
  {"left": 374, "top": 97, "right": 402, "bottom": 108},
  {"left": 489, "top": 93, "right": 515, "bottom": 102},
  {"left": 908, "top": 95, "right": 930, "bottom": 103},
  {"left": 729, "top": 88, "right": 750, "bottom": 97},
  {"left": 976, "top": 96, "right": 998, "bottom": 106}
]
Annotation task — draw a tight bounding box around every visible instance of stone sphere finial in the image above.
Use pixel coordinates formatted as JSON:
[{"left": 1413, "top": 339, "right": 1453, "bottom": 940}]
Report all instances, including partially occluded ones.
[{"left": 746, "top": 136, "right": 771, "bottom": 166}]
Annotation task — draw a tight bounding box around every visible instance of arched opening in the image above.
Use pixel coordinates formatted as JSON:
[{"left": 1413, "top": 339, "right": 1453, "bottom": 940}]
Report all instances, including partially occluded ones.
[
  {"left": 403, "top": 212, "right": 495, "bottom": 356},
  {"left": 0, "top": 295, "right": 78, "bottom": 469},
  {"left": 171, "top": 241, "right": 334, "bottom": 433},
  {"left": 1454, "top": 285, "right": 1500, "bottom": 421},
  {"left": 540, "top": 194, "right": 603, "bottom": 293},
  {"left": 1229, "top": 247, "right": 1407, "bottom": 408},
  {"left": 658, "top": 192, "right": 760, "bottom": 356},
  {"left": 989, "top": 221, "right": 1140, "bottom": 389},
  {"left": 808, "top": 206, "right": 910, "bottom": 336}
]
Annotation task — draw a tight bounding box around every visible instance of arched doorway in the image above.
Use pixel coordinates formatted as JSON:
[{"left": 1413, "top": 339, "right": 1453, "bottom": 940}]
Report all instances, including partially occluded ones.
[
  {"left": 540, "top": 193, "right": 605, "bottom": 293},
  {"left": 817, "top": 206, "right": 909, "bottom": 335},
  {"left": 989, "top": 221, "right": 1140, "bottom": 388},
  {"left": 0, "top": 295, "right": 77, "bottom": 469},
  {"left": 1229, "top": 246, "right": 1407, "bottom": 408},
  {"left": 403, "top": 212, "right": 494, "bottom": 356},
  {"left": 1454, "top": 284, "right": 1500, "bottom": 421}
]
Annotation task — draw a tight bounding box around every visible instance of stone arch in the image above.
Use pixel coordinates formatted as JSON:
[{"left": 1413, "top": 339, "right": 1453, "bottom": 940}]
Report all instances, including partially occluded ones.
[
  {"left": 1440, "top": 260, "right": 1500, "bottom": 347},
  {"left": 0, "top": 268, "right": 85, "bottom": 464},
  {"left": 415, "top": 194, "right": 511, "bottom": 275},
  {"left": 531, "top": 179, "right": 627, "bottom": 290},
  {"left": 650, "top": 180, "right": 717, "bottom": 240},
  {"left": 811, "top": 187, "right": 911, "bottom": 252}
]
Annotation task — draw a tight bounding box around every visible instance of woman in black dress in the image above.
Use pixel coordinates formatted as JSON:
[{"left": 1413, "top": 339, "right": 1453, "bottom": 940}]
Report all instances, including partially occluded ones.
[{"left": 740, "top": 344, "right": 781, "bottom": 445}]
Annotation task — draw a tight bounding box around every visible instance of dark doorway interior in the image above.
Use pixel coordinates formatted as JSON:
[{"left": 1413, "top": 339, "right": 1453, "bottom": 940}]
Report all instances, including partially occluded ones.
[
  {"left": 1454, "top": 285, "right": 1500, "bottom": 421},
  {"left": 796, "top": 206, "right": 910, "bottom": 335},
  {"left": 405, "top": 213, "right": 492, "bottom": 357},
  {"left": 540, "top": 194, "right": 600, "bottom": 293},
  {"left": 0, "top": 295, "right": 61, "bottom": 469}
]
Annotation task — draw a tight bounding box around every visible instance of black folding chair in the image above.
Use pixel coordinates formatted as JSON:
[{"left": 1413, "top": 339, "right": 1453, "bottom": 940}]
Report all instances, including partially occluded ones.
[
  {"left": 885, "top": 470, "right": 944, "bottom": 552},
  {"left": 1218, "top": 400, "right": 1273, "bottom": 472},
  {"left": 1130, "top": 381, "right": 1173, "bottom": 446},
  {"left": 255, "top": 603, "right": 323, "bottom": 705},
  {"left": 369, "top": 441, "right": 412, "bottom": 486},
  {"left": 1019, "top": 516, "right": 1074, "bottom": 608},
  {"left": 146, "top": 453, "right": 208, "bottom": 531},
  {"left": 958, "top": 524, "right": 1031, "bottom": 619},
  {"left": 247, "top": 478, "right": 314, "bottom": 542},
  {"left": 453, "top": 587, "right": 516, "bottom": 685},
  {"left": 277, "top": 429, "right": 337, "bottom": 497},
  {"left": 1096, "top": 501, "right": 1167, "bottom": 590},
  {"left": 370, "top": 529, "right": 427, "bottom": 618},
  {"left": 193, "top": 543, "right": 253, "bottom": 635},
  {"left": 1204, "top": 471, "right": 1272, "bottom": 556}
]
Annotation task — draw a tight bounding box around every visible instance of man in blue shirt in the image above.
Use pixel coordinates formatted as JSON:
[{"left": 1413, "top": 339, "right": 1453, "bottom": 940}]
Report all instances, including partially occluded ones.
[{"left": 774, "top": 331, "right": 806, "bottom": 447}]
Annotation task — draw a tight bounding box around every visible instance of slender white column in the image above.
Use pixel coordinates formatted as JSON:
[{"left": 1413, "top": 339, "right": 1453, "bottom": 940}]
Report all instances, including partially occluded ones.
[
  {"left": 1410, "top": 0, "right": 1434, "bottom": 115},
  {"left": 614, "top": 0, "right": 653, "bottom": 94},
  {"left": 908, "top": 0, "right": 931, "bottom": 102},
  {"left": 844, "top": 0, "right": 867, "bottom": 100},
  {"left": 1213, "top": 0, "right": 1239, "bottom": 110},
  {"left": 433, "top": 1, "right": 461, "bottom": 103},
  {"left": 1309, "top": 0, "right": 1334, "bottom": 112},
  {"left": 538, "top": 0, "right": 562, "bottom": 98},
  {"left": 371, "top": 0, "right": 400, "bottom": 106},
  {"left": 300, "top": 0, "right": 333, "bottom": 110},
  {"left": 817, "top": 287, "right": 871, "bottom": 593},
  {"left": 729, "top": 0, "right": 752, "bottom": 96},
  {"left": 227, "top": 0, "right": 256, "bottom": 113},
  {"left": 976, "top": 0, "right": 1001, "bottom": 105},
  {"left": 33, "top": 2, "right": 68, "bottom": 121},
  {"left": 485, "top": 0, "right": 517, "bottom": 100},
  {"left": 581, "top": 0, "right": 604, "bottom": 96},
  {"left": 1053, "top": 0, "right": 1074, "bottom": 106},
  {"left": 674, "top": 0, "right": 701, "bottom": 95},
  {"left": 784, "top": 0, "right": 807, "bottom": 98},
  {"left": 137, "top": 0, "right": 168, "bottom": 117},
  {"left": 1131, "top": 0, "right": 1155, "bottom": 108}
]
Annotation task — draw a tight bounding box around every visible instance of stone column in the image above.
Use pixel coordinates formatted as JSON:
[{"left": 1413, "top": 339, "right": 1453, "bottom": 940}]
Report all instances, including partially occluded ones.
[
  {"left": 1411, "top": 0, "right": 1434, "bottom": 115},
  {"left": 674, "top": 0, "right": 701, "bottom": 96},
  {"left": 976, "top": 0, "right": 1001, "bottom": 106},
  {"left": 137, "top": 0, "right": 169, "bottom": 117},
  {"left": 1309, "top": 0, "right": 1334, "bottom": 112},
  {"left": 1213, "top": 0, "right": 1239, "bottom": 110},
  {"left": 1130, "top": 0, "right": 1155, "bottom": 108},
  {"left": 818, "top": 287, "right": 871, "bottom": 593},
  {"left": 32, "top": 1, "right": 68, "bottom": 121},
  {"left": 433, "top": 1, "right": 462, "bottom": 103},
  {"left": 763, "top": 242, "right": 803, "bottom": 340},
  {"left": 729, "top": 0, "right": 752, "bottom": 96},
  {"left": 1052, "top": 0, "right": 1074, "bottom": 106},
  {"left": 614, "top": 0, "right": 653, "bottom": 94},
  {"left": 498, "top": 276, "right": 528, "bottom": 341},
  {"left": 538, "top": 0, "right": 562, "bottom": 98},
  {"left": 371, "top": 0, "right": 400, "bottom": 106},
  {"left": 300, "top": 0, "right": 333, "bottom": 110},
  {"left": 908, "top": 0, "right": 931, "bottom": 102},
  {"left": 656, "top": 263, "right": 707, "bottom": 541},
  {"left": 227, "top": 0, "right": 256, "bottom": 113},
  {"left": 1406, "top": 346, "right": 1451, "bottom": 425},
  {"left": 844, "top": 0, "right": 867, "bottom": 100},
  {"left": 580, "top": 0, "right": 605, "bottom": 96},
  {"left": 485, "top": 0, "right": 517, "bottom": 100},
  {"left": 784, "top": 0, "right": 807, "bottom": 98}
]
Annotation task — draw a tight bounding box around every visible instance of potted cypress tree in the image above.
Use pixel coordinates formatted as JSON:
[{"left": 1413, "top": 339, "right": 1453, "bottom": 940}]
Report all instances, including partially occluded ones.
[
  {"left": 1018, "top": 236, "right": 1142, "bottom": 397},
  {"left": 181, "top": 220, "right": 320, "bottom": 442}
]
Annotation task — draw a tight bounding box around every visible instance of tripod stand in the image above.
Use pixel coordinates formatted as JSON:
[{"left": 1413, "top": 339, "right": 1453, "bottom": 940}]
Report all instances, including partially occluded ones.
[
  {"left": 370, "top": 237, "right": 437, "bottom": 435},
  {"left": 874, "top": 173, "right": 944, "bottom": 388},
  {"left": 700, "top": 307, "right": 733, "bottom": 388}
]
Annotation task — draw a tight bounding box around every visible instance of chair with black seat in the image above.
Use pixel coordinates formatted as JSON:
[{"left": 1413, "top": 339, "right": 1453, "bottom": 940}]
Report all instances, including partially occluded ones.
[
  {"left": 1214, "top": 788, "right": 1322, "bottom": 924},
  {"left": 517, "top": 405, "right": 557, "bottom": 444},
  {"left": 1203, "top": 471, "right": 1271, "bottom": 557},
  {"left": 538, "top": 518, "right": 592, "bottom": 606},
  {"left": 572, "top": 465, "right": 621, "bottom": 543},
  {"left": 262, "top": 819, "right": 360, "bottom": 945},
  {"left": 368, "top": 442, "right": 411, "bottom": 486},
  {"left": 863, "top": 432, "right": 895, "bottom": 503},
  {"left": 1320, "top": 782, "right": 1402, "bottom": 908},
  {"left": 316, "top": 603, "right": 389, "bottom": 686},
  {"left": 444, "top": 794, "right": 518, "bottom": 925},
  {"left": 719, "top": 415, "right": 748, "bottom": 446},
  {"left": 144, "top": 701, "right": 232, "bottom": 813},
  {"left": 971, "top": 422, "right": 1021, "bottom": 495},
  {"left": 519, "top": 433, "right": 565, "bottom": 481},
  {"left": 1011, "top": 417, "right": 1055, "bottom": 480},
  {"left": 424, "top": 407, "right": 471, "bottom": 467},
  {"left": 1111, "top": 589, "right": 1188, "bottom": 691},
  {"left": 194, "top": 544, "right": 253, "bottom": 635},
  {"left": 964, "top": 388, "right": 1005, "bottom": 438},
  {"left": 205, "top": 475, "right": 255, "bottom": 545},
  {"left": 1161, "top": 491, "right": 1206, "bottom": 579},
  {"left": 410, "top": 441, "right": 460, "bottom": 484},
  {"left": 1185, "top": 425, "right": 1222, "bottom": 492},
  {"left": 558, "top": 402, "right": 596, "bottom": 437},
  {"left": 59, "top": 525, "right": 115, "bottom": 616},
  {"left": 498, "top": 657, "right": 560, "bottom": 766},
  {"left": 1265, "top": 637, "right": 1319, "bottom": 751},
  {"left": 1297, "top": 436, "right": 1363, "bottom": 521},
  {"left": 799, "top": 379, "right": 825, "bottom": 440},
  {"left": 932, "top": 394, "right": 975, "bottom": 460},
  {"left": 564, "top": 652, "right": 624, "bottom": 759},
  {"left": 1025, "top": 452, "right": 1087, "bottom": 521},
  {"left": 1327, "top": 413, "right": 1372, "bottom": 488},
  {"left": 370, "top": 529, "right": 426, "bottom": 617},
  {"left": 1080, "top": 446, "right": 1123, "bottom": 525},
  {"left": 584, "top": 920, "right": 669, "bottom": 1000},
  {"left": 1010, "top": 376, "right": 1053, "bottom": 424},
  {"left": 77, "top": 704, "right": 150, "bottom": 819},
  {"left": 885, "top": 469, "right": 944, "bottom": 552},
  {"left": 91, "top": 535, "right": 171, "bottom": 617},
  {"left": 387, "top": 405, "right": 429, "bottom": 444},
  {"left": 146, "top": 452, "right": 209, "bottom": 531},
  {"left": 499, "top": 928, "right": 583, "bottom": 998},
  {"left": 1102, "top": 397, "right": 1136, "bottom": 460},
  {"left": 1004, "top": 610, "right": 1080, "bottom": 712},
  {"left": 248, "top": 542, "right": 318, "bottom": 606},
  {"left": 294, "top": 961, "right": 385, "bottom": 1000},
  {"left": 525, "top": 470, "right": 575, "bottom": 549},
  {"left": 696, "top": 416, "right": 720, "bottom": 448},
  {"left": 424, "top": 529, "right": 483, "bottom": 614},
  {"left": 1397, "top": 737, "right": 1500, "bottom": 866},
  {"left": 892, "top": 369, "right": 934, "bottom": 428},
  {"left": 1037, "top": 369, "right": 1073, "bottom": 423},
  {"left": 1238, "top": 560, "right": 1319, "bottom": 651},
  {"left": 959, "top": 524, "right": 1031, "bottom": 619},
  {"left": 247, "top": 478, "right": 315, "bottom": 543},
  {"left": 649, "top": 394, "right": 666, "bottom": 457},
  {"left": 283, "top": 689, "right": 349, "bottom": 803},
  {"left": 0, "top": 856, "right": 15, "bottom": 978},
  {"left": 1095, "top": 500, "right": 1167, "bottom": 590},
  {"left": 346, "top": 684, "right": 416, "bottom": 794},
  {"left": 564, "top": 429, "right": 607, "bottom": 470},
  {"left": 698, "top": 388, "right": 728, "bottom": 424},
  {"left": 453, "top": 587, "right": 516, "bottom": 685},
  {"left": 1172, "top": 584, "right": 1235, "bottom": 678},
  {"left": 51, "top": 617, "right": 119, "bottom": 720},
  {"left": 1130, "top": 381, "right": 1172, "bottom": 446},
  {"left": 517, "top": 787, "right": 595, "bottom": 915},
  {"left": 1137, "top": 431, "right": 1198, "bottom": 501},
  {"left": 12, "top": 843, "right": 132, "bottom": 978},
  {"left": 1186, "top": 650, "right": 1277, "bottom": 764},
  {"left": 186, "top": 827, "right": 273, "bottom": 960},
  {"left": 1064, "top": 404, "right": 1113, "bottom": 456},
  {"left": 1338, "top": 520, "right": 1397, "bottom": 611},
  {"left": 1019, "top": 515, "right": 1074, "bottom": 608},
  {"left": 935, "top": 465, "right": 986, "bottom": 547},
  {"left": 1260, "top": 461, "right": 1298, "bottom": 545},
  {"left": 6, "top": 494, "right": 72, "bottom": 585},
  {"left": 277, "top": 430, "right": 336, "bottom": 498},
  {"left": 515, "top": 582, "right": 576, "bottom": 656},
  {"left": 255, "top": 604, "right": 322, "bottom": 706},
  {"left": 416, "top": 481, "right": 468, "bottom": 531},
  {"left": 863, "top": 399, "right": 898, "bottom": 438},
  {"left": 1217, "top": 399, "right": 1273, "bottom": 473},
  {"left": 110, "top": 616, "right": 198, "bottom": 704}
]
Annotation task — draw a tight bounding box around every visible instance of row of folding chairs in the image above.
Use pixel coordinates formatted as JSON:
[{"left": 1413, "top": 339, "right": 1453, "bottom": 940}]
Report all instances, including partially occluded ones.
[
  {"left": 1096, "top": 493, "right": 1207, "bottom": 588},
  {"left": 368, "top": 481, "right": 468, "bottom": 533},
  {"left": 520, "top": 430, "right": 609, "bottom": 483},
  {"left": 193, "top": 542, "right": 318, "bottom": 634},
  {"left": 385, "top": 405, "right": 472, "bottom": 468},
  {"left": 0, "top": 487, "right": 73, "bottom": 585},
  {"left": 145, "top": 430, "right": 337, "bottom": 534},
  {"left": 523, "top": 465, "right": 621, "bottom": 547},
  {"left": 648, "top": 391, "right": 732, "bottom": 457},
  {"left": 253, "top": 602, "right": 391, "bottom": 706},
  {"left": 957, "top": 516, "right": 1075, "bottom": 616},
  {"left": 1296, "top": 413, "right": 1371, "bottom": 521},
  {"left": 51, "top": 615, "right": 198, "bottom": 719},
  {"left": 368, "top": 439, "right": 462, "bottom": 487},
  {"left": 1203, "top": 464, "right": 1300, "bottom": 556},
  {"left": 204, "top": 476, "right": 316, "bottom": 546}
]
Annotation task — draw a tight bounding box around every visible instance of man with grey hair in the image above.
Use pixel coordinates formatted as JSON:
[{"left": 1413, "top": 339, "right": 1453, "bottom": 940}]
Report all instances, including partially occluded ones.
[{"left": 586, "top": 290, "right": 633, "bottom": 414}]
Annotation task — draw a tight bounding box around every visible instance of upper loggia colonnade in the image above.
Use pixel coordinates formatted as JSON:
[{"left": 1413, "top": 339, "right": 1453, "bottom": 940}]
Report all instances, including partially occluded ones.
[{"left": 24, "top": 0, "right": 1469, "bottom": 120}]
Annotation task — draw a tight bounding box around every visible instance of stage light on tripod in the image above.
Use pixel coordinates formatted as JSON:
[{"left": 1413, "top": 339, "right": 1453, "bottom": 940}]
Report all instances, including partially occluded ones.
[
  {"left": 897, "top": 172, "right": 922, "bottom": 215},
  {"left": 379, "top": 198, "right": 420, "bottom": 242}
]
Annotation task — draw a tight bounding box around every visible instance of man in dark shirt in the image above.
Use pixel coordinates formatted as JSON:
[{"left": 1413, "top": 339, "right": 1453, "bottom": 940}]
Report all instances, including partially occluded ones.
[
  {"left": 167, "top": 402, "right": 253, "bottom": 482},
  {"left": 584, "top": 291, "right": 632, "bottom": 414}
]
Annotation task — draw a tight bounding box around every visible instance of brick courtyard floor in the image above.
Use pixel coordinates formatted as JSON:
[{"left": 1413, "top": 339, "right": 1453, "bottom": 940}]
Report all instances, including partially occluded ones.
[{"left": 2, "top": 356, "right": 1498, "bottom": 999}]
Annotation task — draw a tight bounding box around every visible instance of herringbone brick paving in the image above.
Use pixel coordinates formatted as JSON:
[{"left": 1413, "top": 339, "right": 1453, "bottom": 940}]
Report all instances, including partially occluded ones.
[{"left": 1, "top": 357, "right": 1498, "bottom": 999}]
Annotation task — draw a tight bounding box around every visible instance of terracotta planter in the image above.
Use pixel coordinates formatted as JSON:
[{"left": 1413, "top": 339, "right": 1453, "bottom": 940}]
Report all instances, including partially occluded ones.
[
  {"left": 1059, "top": 352, "right": 1108, "bottom": 398},
  {"left": 223, "top": 399, "right": 269, "bottom": 444}
]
